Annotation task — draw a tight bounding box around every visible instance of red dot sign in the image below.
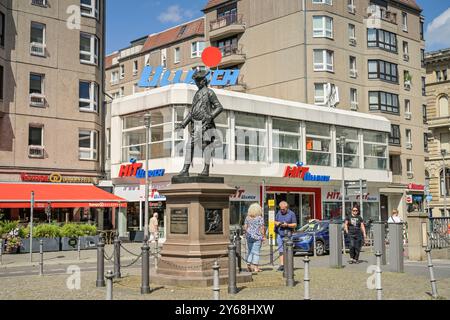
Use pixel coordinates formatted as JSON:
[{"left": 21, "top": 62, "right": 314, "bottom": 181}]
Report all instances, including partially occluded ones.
[{"left": 202, "top": 47, "right": 222, "bottom": 67}]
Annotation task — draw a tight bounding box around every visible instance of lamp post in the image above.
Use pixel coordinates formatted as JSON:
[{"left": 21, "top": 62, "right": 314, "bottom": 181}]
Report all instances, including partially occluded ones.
[
  {"left": 144, "top": 114, "right": 151, "bottom": 239},
  {"left": 441, "top": 149, "right": 447, "bottom": 216},
  {"left": 340, "top": 136, "right": 346, "bottom": 221}
]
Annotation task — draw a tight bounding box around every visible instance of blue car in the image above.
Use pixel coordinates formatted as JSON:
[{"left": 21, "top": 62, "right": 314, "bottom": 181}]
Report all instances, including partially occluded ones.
[{"left": 291, "top": 220, "right": 350, "bottom": 256}]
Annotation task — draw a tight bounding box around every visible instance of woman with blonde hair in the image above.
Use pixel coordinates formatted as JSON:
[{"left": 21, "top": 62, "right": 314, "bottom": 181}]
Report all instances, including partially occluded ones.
[{"left": 243, "top": 203, "right": 266, "bottom": 273}]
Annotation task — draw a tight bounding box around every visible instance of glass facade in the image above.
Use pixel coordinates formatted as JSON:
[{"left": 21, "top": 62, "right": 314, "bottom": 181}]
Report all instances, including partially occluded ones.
[{"left": 121, "top": 106, "right": 389, "bottom": 171}]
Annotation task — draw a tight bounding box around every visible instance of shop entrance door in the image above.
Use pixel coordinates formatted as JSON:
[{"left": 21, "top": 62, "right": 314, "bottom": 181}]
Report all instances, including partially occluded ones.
[{"left": 269, "top": 193, "right": 315, "bottom": 228}]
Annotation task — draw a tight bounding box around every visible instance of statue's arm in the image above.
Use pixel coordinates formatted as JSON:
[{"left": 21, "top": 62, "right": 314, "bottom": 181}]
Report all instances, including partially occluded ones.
[
  {"left": 208, "top": 90, "right": 224, "bottom": 120},
  {"left": 178, "top": 109, "right": 192, "bottom": 129}
]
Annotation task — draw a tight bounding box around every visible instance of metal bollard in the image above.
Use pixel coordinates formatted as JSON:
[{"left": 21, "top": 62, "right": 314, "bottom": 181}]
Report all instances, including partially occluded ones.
[
  {"left": 375, "top": 251, "right": 383, "bottom": 300},
  {"left": 373, "top": 222, "right": 386, "bottom": 265},
  {"left": 286, "top": 238, "right": 295, "bottom": 287},
  {"left": 425, "top": 247, "right": 439, "bottom": 299},
  {"left": 283, "top": 231, "right": 288, "bottom": 278},
  {"left": 113, "top": 233, "right": 121, "bottom": 279},
  {"left": 303, "top": 255, "right": 311, "bottom": 300},
  {"left": 313, "top": 233, "right": 317, "bottom": 258},
  {"left": 0, "top": 239, "right": 3, "bottom": 265},
  {"left": 96, "top": 237, "right": 106, "bottom": 287},
  {"left": 105, "top": 270, "right": 114, "bottom": 300},
  {"left": 77, "top": 236, "right": 81, "bottom": 261},
  {"left": 227, "top": 242, "right": 238, "bottom": 294},
  {"left": 141, "top": 238, "right": 150, "bottom": 294},
  {"left": 269, "top": 234, "right": 274, "bottom": 266},
  {"left": 155, "top": 236, "right": 159, "bottom": 270},
  {"left": 235, "top": 230, "right": 242, "bottom": 273},
  {"left": 329, "top": 221, "right": 343, "bottom": 268},
  {"left": 388, "top": 223, "right": 404, "bottom": 273},
  {"left": 212, "top": 260, "right": 220, "bottom": 300},
  {"left": 39, "top": 240, "right": 44, "bottom": 276}
]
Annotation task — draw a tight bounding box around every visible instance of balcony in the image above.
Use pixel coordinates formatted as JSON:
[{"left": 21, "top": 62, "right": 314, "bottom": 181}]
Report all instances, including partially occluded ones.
[
  {"left": 367, "top": 5, "right": 397, "bottom": 25},
  {"left": 31, "top": 0, "right": 47, "bottom": 7},
  {"left": 427, "top": 116, "right": 450, "bottom": 128},
  {"left": 217, "top": 45, "right": 246, "bottom": 68},
  {"left": 30, "top": 93, "right": 46, "bottom": 108},
  {"left": 30, "top": 42, "right": 46, "bottom": 57},
  {"left": 28, "top": 145, "right": 45, "bottom": 159},
  {"left": 209, "top": 14, "right": 245, "bottom": 41}
]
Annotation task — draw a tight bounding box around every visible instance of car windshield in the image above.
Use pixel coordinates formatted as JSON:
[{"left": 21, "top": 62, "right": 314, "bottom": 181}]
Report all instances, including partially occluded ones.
[{"left": 298, "top": 221, "right": 326, "bottom": 233}]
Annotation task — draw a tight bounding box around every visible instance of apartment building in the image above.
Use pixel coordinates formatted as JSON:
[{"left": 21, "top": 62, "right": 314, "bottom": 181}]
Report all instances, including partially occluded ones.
[
  {"left": 425, "top": 48, "right": 450, "bottom": 217},
  {"left": 0, "top": 0, "right": 106, "bottom": 182}
]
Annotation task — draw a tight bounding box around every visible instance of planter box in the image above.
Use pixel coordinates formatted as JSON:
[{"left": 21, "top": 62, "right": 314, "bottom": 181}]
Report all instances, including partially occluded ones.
[
  {"left": 20, "top": 238, "right": 61, "bottom": 253},
  {"left": 129, "top": 231, "right": 144, "bottom": 243},
  {"left": 61, "top": 236, "right": 100, "bottom": 251}
]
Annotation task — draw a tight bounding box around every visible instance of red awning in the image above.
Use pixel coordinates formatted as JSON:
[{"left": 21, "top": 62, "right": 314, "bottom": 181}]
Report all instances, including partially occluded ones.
[{"left": 0, "top": 183, "right": 127, "bottom": 209}]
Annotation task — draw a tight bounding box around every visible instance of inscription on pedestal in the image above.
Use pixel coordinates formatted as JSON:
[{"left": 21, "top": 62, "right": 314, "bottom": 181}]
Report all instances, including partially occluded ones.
[
  {"left": 170, "top": 208, "right": 188, "bottom": 234},
  {"left": 205, "top": 209, "right": 223, "bottom": 234}
]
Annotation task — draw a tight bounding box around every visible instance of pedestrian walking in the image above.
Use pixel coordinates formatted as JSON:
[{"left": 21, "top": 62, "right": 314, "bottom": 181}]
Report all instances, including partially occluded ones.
[
  {"left": 274, "top": 201, "right": 297, "bottom": 271},
  {"left": 243, "top": 203, "right": 266, "bottom": 273},
  {"left": 388, "top": 209, "right": 403, "bottom": 223},
  {"left": 344, "top": 206, "right": 367, "bottom": 264},
  {"left": 149, "top": 212, "right": 159, "bottom": 242}
]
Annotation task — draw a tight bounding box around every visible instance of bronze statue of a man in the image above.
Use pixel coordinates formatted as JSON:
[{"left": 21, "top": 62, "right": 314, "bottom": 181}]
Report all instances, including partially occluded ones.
[{"left": 175, "top": 70, "right": 224, "bottom": 177}]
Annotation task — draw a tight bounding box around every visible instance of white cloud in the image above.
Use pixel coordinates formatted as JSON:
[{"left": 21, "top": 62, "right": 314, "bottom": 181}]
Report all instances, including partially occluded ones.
[
  {"left": 158, "top": 5, "right": 183, "bottom": 23},
  {"left": 184, "top": 9, "right": 195, "bottom": 19},
  {"left": 426, "top": 7, "right": 450, "bottom": 50}
]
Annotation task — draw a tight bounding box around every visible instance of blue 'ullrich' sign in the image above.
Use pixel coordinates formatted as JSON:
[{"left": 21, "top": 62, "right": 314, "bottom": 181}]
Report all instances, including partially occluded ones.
[{"left": 138, "top": 66, "right": 240, "bottom": 88}]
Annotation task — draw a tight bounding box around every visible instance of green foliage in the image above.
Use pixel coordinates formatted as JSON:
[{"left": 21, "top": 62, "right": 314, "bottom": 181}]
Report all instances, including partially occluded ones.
[
  {"left": 78, "top": 224, "right": 97, "bottom": 236},
  {"left": 0, "top": 221, "right": 19, "bottom": 238},
  {"left": 4, "top": 233, "right": 22, "bottom": 253},
  {"left": 33, "top": 224, "right": 61, "bottom": 238},
  {"left": 59, "top": 224, "right": 97, "bottom": 237}
]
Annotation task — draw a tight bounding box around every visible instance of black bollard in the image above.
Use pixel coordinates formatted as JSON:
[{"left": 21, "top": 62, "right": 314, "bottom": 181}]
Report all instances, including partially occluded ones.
[
  {"left": 235, "top": 230, "right": 242, "bottom": 273},
  {"left": 141, "top": 238, "right": 150, "bottom": 294},
  {"left": 282, "top": 230, "right": 288, "bottom": 278},
  {"left": 39, "top": 240, "right": 44, "bottom": 276},
  {"left": 286, "top": 237, "right": 295, "bottom": 287},
  {"left": 96, "top": 237, "right": 106, "bottom": 287},
  {"left": 228, "top": 242, "right": 238, "bottom": 294},
  {"left": 113, "top": 233, "right": 121, "bottom": 279},
  {"left": 269, "top": 234, "right": 274, "bottom": 266}
]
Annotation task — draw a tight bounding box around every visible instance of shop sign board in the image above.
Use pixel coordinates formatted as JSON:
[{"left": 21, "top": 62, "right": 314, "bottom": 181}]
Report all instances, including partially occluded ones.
[
  {"left": 118, "top": 159, "right": 165, "bottom": 179},
  {"left": 230, "top": 186, "right": 258, "bottom": 202},
  {"left": 283, "top": 162, "right": 331, "bottom": 182},
  {"left": 268, "top": 210, "right": 275, "bottom": 244},
  {"left": 405, "top": 195, "right": 413, "bottom": 204},
  {"left": 21, "top": 173, "right": 96, "bottom": 184},
  {"left": 408, "top": 184, "right": 425, "bottom": 191}
]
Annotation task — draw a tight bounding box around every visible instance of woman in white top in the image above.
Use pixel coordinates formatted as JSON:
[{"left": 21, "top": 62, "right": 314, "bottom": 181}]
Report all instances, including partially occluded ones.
[{"left": 388, "top": 209, "right": 403, "bottom": 223}]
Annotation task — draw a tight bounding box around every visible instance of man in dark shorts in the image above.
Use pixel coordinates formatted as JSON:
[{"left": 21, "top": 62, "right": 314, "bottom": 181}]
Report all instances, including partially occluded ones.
[
  {"left": 344, "top": 206, "right": 367, "bottom": 264},
  {"left": 274, "top": 201, "right": 297, "bottom": 271}
]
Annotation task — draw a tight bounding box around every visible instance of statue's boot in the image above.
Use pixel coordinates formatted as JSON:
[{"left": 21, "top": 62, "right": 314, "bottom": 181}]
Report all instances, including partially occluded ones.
[
  {"left": 199, "top": 165, "right": 210, "bottom": 177},
  {"left": 177, "top": 164, "right": 190, "bottom": 177}
]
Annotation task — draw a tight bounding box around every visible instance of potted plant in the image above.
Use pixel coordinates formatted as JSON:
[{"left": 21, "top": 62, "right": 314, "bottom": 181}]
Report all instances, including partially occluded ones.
[
  {"left": 20, "top": 224, "right": 61, "bottom": 253},
  {"left": 404, "top": 73, "right": 412, "bottom": 89},
  {"left": 4, "top": 228, "right": 22, "bottom": 254},
  {"left": 60, "top": 224, "right": 99, "bottom": 251}
]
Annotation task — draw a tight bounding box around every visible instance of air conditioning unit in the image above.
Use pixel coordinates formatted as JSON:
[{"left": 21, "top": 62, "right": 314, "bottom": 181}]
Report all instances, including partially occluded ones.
[
  {"left": 350, "top": 102, "right": 358, "bottom": 111},
  {"left": 405, "top": 112, "right": 412, "bottom": 120},
  {"left": 403, "top": 54, "right": 410, "bottom": 62},
  {"left": 31, "top": 0, "right": 47, "bottom": 7},
  {"left": 406, "top": 142, "right": 413, "bottom": 150},
  {"left": 30, "top": 93, "right": 46, "bottom": 108},
  {"left": 348, "top": 4, "right": 356, "bottom": 13},
  {"left": 407, "top": 171, "right": 414, "bottom": 179},
  {"left": 30, "top": 42, "right": 46, "bottom": 57},
  {"left": 350, "top": 69, "right": 358, "bottom": 78},
  {"left": 349, "top": 37, "right": 357, "bottom": 46},
  {"left": 404, "top": 81, "right": 411, "bottom": 90},
  {"left": 28, "top": 146, "right": 45, "bottom": 158}
]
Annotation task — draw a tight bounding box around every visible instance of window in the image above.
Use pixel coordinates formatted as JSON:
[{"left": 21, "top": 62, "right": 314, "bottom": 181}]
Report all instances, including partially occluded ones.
[
  {"left": 363, "top": 130, "right": 387, "bottom": 170},
  {"left": 404, "top": 70, "right": 412, "bottom": 90},
  {"left": 441, "top": 132, "right": 450, "bottom": 154},
  {"left": 424, "top": 133, "right": 428, "bottom": 152},
  {"left": 444, "top": 69, "right": 448, "bottom": 81},
  {"left": 191, "top": 41, "right": 206, "bottom": 58},
  {"left": 132, "top": 83, "right": 138, "bottom": 95},
  {"left": 422, "top": 76, "right": 426, "bottom": 96},
  {"left": 348, "top": 24, "right": 356, "bottom": 43},
  {"left": 403, "top": 41, "right": 409, "bottom": 60},
  {"left": 314, "top": 83, "right": 326, "bottom": 105},
  {"left": 174, "top": 47, "right": 180, "bottom": 63},
  {"left": 106, "top": 128, "right": 111, "bottom": 160},
  {"left": 80, "top": 33, "right": 99, "bottom": 65},
  {"left": 402, "top": 12, "right": 408, "bottom": 31},
  {"left": 349, "top": 56, "right": 357, "bottom": 77},
  {"left": 313, "top": 50, "right": 334, "bottom": 72},
  {"left": 80, "top": 0, "right": 100, "bottom": 19},
  {"left": 306, "top": 123, "right": 331, "bottom": 166},
  {"left": 212, "top": 111, "right": 229, "bottom": 160},
  {"left": 79, "top": 130, "right": 98, "bottom": 160},
  {"left": 405, "top": 99, "right": 411, "bottom": 119},
  {"left": 0, "top": 65, "right": 3, "bottom": 100},
  {"left": 312, "top": 0, "right": 332, "bottom": 4},
  {"left": 390, "top": 155, "right": 402, "bottom": 175},
  {"left": 336, "top": 126, "right": 360, "bottom": 168},
  {"left": 313, "top": 16, "right": 333, "bottom": 38},
  {"left": 272, "top": 118, "right": 301, "bottom": 164},
  {"left": 347, "top": 0, "right": 355, "bottom": 13},
  {"left": 30, "top": 22, "right": 45, "bottom": 57},
  {"left": 350, "top": 88, "right": 358, "bottom": 109},
  {"left": 368, "top": 60, "right": 398, "bottom": 83},
  {"left": 367, "top": 28, "right": 397, "bottom": 53},
  {"left": 423, "top": 104, "right": 427, "bottom": 123},
  {"left": 421, "top": 49, "right": 425, "bottom": 67},
  {"left": 133, "top": 60, "right": 138, "bottom": 75},
  {"left": 120, "top": 65, "right": 125, "bottom": 79},
  {"left": 420, "top": 18, "right": 424, "bottom": 40},
  {"left": 161, "top": 48, "right": 167, "bottom": 68},
  {"left": 407, "top": 159, "right": 413, "bottom": 174},
  {"left": 79, "top": 81, "right": 98, "bottom": 112},
  {"left": 111, "top": 71, "right": 119, "bottom": 84},
  {"left": 439, "top": 96, "right": 449, "bottom": 117},
  {"left": 235, "top": 112, "right": 266, "bottom": 162},
  {"left": 0, "top": 11, "right": 5, "bottom": 47},
  {"left": 217, "top": 36, "right": 238, "bottom": 56},
  {"left": 389, "top": 125, "right": 401, "bottom": 145},
  {"left": 29, "top": 126, "right": 43, "bottom": 146},
  {"left": 369, "top": 91, "right": 399, "bottom": 114},
  {"left": 441, "top": 169, "right": 450, "bottom": 197},
  {"left": 436, "top": 70, "right": 442, "bottom": 82},
  {"left": 406, "top": 129, "right": 412, "bottom": 145},
  {"left": 119, "top": 87, "right": 124, "bottom": 97},
  {"left": 30, "top": 73, "right": 44, "bottom": 94}
]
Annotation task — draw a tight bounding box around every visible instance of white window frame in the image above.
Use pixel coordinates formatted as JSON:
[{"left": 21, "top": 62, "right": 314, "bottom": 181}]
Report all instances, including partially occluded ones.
[
  {"left": 119, "top": 87, "right": 124, "bottom": 97},
  {"left": 80, "top": 32, "right": 99, "bottom": 65},
  {"left": 111, "top": 71, "right": 119, "bottom": 85},
  {"left": 30, "top": 22, "right": 46, "bottom": 57},
  {"left": 29, "top": 125, "right": 44, "bottom": 147},
  {"left": 79, "top": 130, "right": 98, "bottom": 161},
  {"left": 350, "top": 88, "right": 358, "bottom": 105},
  {"left": 79, "top": 81, "right": 98, "bottom": 113},
  {"left": 120, "top": 65, "right": 125, "bottom": 79},
  {"left": 402, "top": 12, "right": 408, "bottom": 32},
  {"left": 174, "top": 47, "right": 180, "bottom": 64},
  {"left": 347, "top": 0, "right": 355, "bottom": 13},
  {"left": 133, "top": 60, "right": 138, "bottom": 75},
  {"left": 191, "top": 41, "right": 205, "bottom": 58},
  {"left": 313, "top": 49, "right": 334, "bottom": 72},
  {"left": 405, "top": 99, "right": 411, "bottom": 119},
  {"left": 312, "top": 0, "right": 332, "bottom": 5},
  {"left": 406, "top": 159, "right": 413, "bottom": 173},
  {"left": 313, "top": 16, "right": 333, "bottom": 39},
  {"left": 161, "top": 48, "right": 167, "bottom": 68},
  {"left": 314, "top": 83, "right": 327, "bottom": 105},
  {"left": 348, "top": 24, "right": 356, "bottom": 40},
  {"left": 80, "top": 0, "right": 100, "bottom": 19},
  {"left": 349, "top": 56, "right": 357, "bottom": 77}
]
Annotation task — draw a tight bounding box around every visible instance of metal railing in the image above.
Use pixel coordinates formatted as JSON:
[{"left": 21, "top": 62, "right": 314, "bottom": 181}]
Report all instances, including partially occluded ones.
[
  {"left": 31, "top": 0, "right": 47, "bottom": 7},
  {"left": 210, "top": 14, "right": 244, "bottom": 31},
  {"left": 367, "top": 6, "right": 397, "bottom": 24},
  {"left": 30, "top": 93, "right": 46, "bottom": 107},
  {"left": 429, "top": 217, "right": 450, "bottom": 249},
  {"left": 218, "top": 45, "right": 243, "bottom": 57},
  {"left": 30, "top": 42, "right": 46, "bottom": 57}
]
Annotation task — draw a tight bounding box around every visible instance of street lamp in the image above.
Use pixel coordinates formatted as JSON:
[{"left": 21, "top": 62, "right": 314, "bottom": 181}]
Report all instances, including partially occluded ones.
[
  {"left": 441, "top": 149, "right": 447, "bottom": 216},
  {"left": 340, "top": 136, "right": 346, "bottom": 221},
  {"left": 144, "top": 114, "right": 151, "bottom": 240}
]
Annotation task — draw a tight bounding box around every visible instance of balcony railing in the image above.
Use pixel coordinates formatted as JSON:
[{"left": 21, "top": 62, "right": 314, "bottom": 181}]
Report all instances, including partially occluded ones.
[
  {"left": 218, "top": 45, "right": 243, "bottom": 57},
  {"left": 210, "top": 14, "right": 243, "bottom": 31},
  {"left": 30, "top": 42, "right": 46, "bottom": 57},
  {"left": 28, "top": 145, "right": 45, "bottom": 158},
  {"left": 31, "top": 0, "right": 47, "bottom": 7},
  {"left": 30, "top": 93, "right": 46, "bottom": 108},
  {"left": 367, "top": 5, "right": 397, "bottom": 24}
]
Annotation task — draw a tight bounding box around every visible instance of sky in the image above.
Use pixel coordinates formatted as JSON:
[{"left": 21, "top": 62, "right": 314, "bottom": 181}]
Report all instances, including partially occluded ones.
[{"left": 106, "top": 0, "right": 450, "bottom": 54}]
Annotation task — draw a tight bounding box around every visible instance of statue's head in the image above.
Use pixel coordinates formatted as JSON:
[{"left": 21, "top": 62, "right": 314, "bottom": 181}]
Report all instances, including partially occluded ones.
[{"left": 192, "top": 70, "right": 209, "bottom": 89}]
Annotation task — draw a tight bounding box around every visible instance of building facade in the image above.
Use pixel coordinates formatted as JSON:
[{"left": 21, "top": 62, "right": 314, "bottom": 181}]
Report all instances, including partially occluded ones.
[
  {"left": 0, "top": 0, "right": 108, "bottom": 224},
  {"left": 425, "top": 48, "right": 450, "bottom": 217}
]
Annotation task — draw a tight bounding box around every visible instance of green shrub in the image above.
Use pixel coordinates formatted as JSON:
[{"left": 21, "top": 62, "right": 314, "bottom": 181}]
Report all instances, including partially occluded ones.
[
  {"left": 0, "top": 221, "right": 19, "bottom": 238},
  {"left": 33, "top": 224, "right": 61, "bottom": 238},
  {"left": 78, "top": 224, "right": 97, "bottom": 236},
  {"left": 60, "top": 224, "right": 83, "bottom": 237}
]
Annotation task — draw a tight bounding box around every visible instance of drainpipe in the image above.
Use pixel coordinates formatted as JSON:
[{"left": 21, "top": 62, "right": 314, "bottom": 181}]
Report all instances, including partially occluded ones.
[
  {"left": 302, "top": 0, "right": 308, "bottom": 103},
  {"left": 101, "top": 0, "right": 107, "bottom": 180}
]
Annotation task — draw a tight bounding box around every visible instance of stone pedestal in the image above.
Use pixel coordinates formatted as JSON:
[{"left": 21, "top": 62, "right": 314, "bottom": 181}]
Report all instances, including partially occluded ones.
[
  {"left": 153, "top": 177, "right": 252, "bottom": 287},
  {"left": 406, "top": 212, "right": 428, "bottom": 261}
]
